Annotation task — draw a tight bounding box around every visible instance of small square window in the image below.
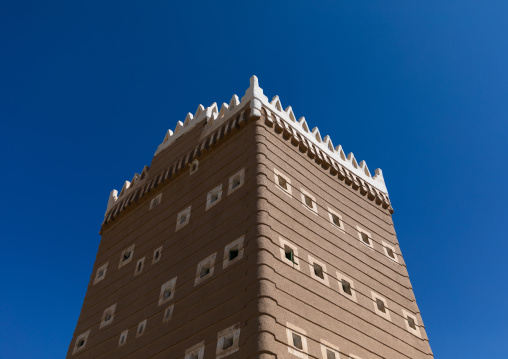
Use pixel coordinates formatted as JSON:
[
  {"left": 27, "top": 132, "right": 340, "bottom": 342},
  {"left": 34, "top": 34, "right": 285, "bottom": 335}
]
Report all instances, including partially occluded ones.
[
  {"left": 100, "top": 303, "right": 117, "bottom": 328},
  {"left": 158, "top": 277, "right": 177, "bottom": 306},
  {"left": 134, "top": 257, "right": 145, "bottom": 276},
  {"left": 149, "top": 193, "right": 162, "bottom": 210},
  {"left": 206, "top": 185, "right": 223, "bottom": 210},
  {"left": 93, "top": 262, "right": 108, "bottom": 285},
  {"left": 308, "top": 255, "right": 329, "bottom": 286},
  {"left": 328, "top": 208, "right": 345, "bottom": 232},
  {"left": 185, "top": 341, "right": 205, "bottom": 359},
  {"left": 152, "top": 246, "right": 162, "bottom": 264},
  {"left": 292, "top": 333, "right": 303, "bottom": 349},
  {"left": 194, "top": 252, "right": 217, "bottom": 286},
  {"left": 190, "top": 159, "right": 199, "bottom": 175},
  {"left": 313, "top": 263, "right": 324, "bottom": 279},
  {"left": 223, "top": 236, "right": 245, "bottom": 269},
  {"left": 371, "top": 292, "right": 391, "bottom": 321},
  {"left": 119, "top": 244, "right": 135, "bottom": 268},
  {"left": 136, "top": 319, "right": 147, "bottom": 337},
  {"left": 285, "top": 323, "right": 308, "bottom": 358},
  {"left": 279, "top": 238, "right": 300, "bottom": 270},
  {"left": 274, "top": 168, "right": 292, "bottom": 196},
  {"left": 336, "top": 272, "right": 357, "bottom": 302},
  {"left": 176, "top": 206, "right": 191, "bottom": 231},
  {"left": 356, "top": 226, "right": 374, "bottom": 250},
  {"left": 320, "top": 341, "right": 340, "bottom": 359},
  {"left": 72, "top": 330, "right": 90, "bottom": 355},
  {"left": 402, "top": 309, "right": 422, "bottom": 337},
  {"left": 382, "top": 241, "right": 399, "bottom": 263},
  {"left": 118, "top": 330, "right": 128, "bottom": 346},
  {"left": 163, "top": 304, "right": 174, "bottom": 323},
  {"left": 300, "top": 189, "right": 318, "bottom": 214},
  {"left": 342, "top": 279, "right": 352, "bottom": 295},
  {"left": 228, "top": 168, "right": 245, "bottom": 195},
  {"left": 216, "top": 324, "right": 241, "bottom": 359}
]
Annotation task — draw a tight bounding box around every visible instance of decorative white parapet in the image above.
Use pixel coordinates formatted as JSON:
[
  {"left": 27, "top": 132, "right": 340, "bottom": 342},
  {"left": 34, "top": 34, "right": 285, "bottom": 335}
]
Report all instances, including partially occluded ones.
[
  {"left": 151, "top": 76, "right": 388, "bottom": 194},
  {"left": 107, "top": 76, "right": 389, "bottom": 216}
]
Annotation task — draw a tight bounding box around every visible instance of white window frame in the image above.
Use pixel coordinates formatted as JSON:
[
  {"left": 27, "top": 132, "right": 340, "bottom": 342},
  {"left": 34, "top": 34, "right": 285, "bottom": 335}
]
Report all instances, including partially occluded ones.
[
  {"left": 136, "top": 319, "right": 147, "bottom": 337},
  {"left": 371, "top": 291, "right": 391, "bottom": 321},
  {"left": 194, "top": 252, "right": 217, "bottom": 286},
  {"left": 300, "top": 188, "right": 318, "bottom": 215},
  {"left": 402, "top": 309, "right": 422, "bottom": 337},
  {"left": 308, "top": 255, "right": 330, "bottom": 286},
  {"left": 176, "top": 206, "right": 191, "bottom": 232},
  {"left": 189, "top": 159, "right": 199, "bottom": 175},
  {"left": 149, "top": 193, "right": 162, "bottom": 210},
  {"left": 93, "top": 262, "right": 108, "bottom": 285},
  {"left": 320, "top": 339, "right": 340, "bottom": 359},
  {"left": 206, "top": 184, "right": 223, "bottom": 211},
  {"left": 118, "top": 329, "right": 128, "bottom": 347},
  {"left": 184, "top": 341, "right": 205, "bottom": 359},
  {"left": 336, "top": 271, "right": 357, "bottom": 303},
  {"left": 158, "top": 277, "right": 177, "bottom": 306},
  {"left": 72, "top": 330, "right": 90, "bottom": 355},
  {"left": 285, "top": 322, "right": 309, "bottom": 359},
  {"left": 223, "top": 236, "right": 245, "bottom": 269},
  {"left": 273, "top": 168, "right": 292, "bottom": 197},
  {"left": 118, "top": 244, "right": 135, "bottom": 268},
  {"left": 100, "top": 303, "right": 117, "bottom": 329},
  {"left": 134, "top": 257, "right": 145, "bottom": 276},
  {"left": 228, "top": 168, "right": 245, "bottom": 195},
  {"left": 152, "top": 246, "right": 162, "bottom": 264},
  {"left": 381, "top": 241, "right": 399, "bottom": 263},
  {"left": 327, "top": 207, "right": 345, "bottom": 232},
  {"left": 278, "top": 237, "right": 300, "bottom": 270},
  {"left": 216, "top": 323, "right": 241, "bottom": 359},
  {"left": 348, "top": 355, "right": 362, "bottom": 359},
  {"left": 163, "top": 304, "right": 174, "bottom": 323},
  {"left": 356, "top": 226, "right": 374, "bottom": 250}
]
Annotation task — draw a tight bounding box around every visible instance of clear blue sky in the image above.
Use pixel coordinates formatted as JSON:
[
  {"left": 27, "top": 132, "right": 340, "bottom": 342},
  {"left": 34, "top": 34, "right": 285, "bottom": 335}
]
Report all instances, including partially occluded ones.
[{"left": 1, "top": 1, "right": 507, "bottom": 358}]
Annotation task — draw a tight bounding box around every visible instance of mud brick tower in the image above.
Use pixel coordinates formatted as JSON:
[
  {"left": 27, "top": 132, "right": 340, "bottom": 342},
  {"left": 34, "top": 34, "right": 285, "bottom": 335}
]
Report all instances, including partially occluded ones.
[{"left": 68, "top": 77, "right": 433, "bottom": 359}]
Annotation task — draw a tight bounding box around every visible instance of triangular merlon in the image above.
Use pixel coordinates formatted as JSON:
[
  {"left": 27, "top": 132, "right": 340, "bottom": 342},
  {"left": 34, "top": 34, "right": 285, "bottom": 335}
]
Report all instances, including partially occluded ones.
[
  {"left": 359, "top": 160, "right": 371, "bottom": 177},
  {"left": 285, "top": 106, "right": 296, "bottom": 122},
  {"left": 298, "top": 117, "right": 310, "bottom": 133},
  {"left": 194, "top": 104, "right": 205, "bottom": 119},
  {"left": 271, "top": 95, "right": 283, "bottom": 111},
  {"left": 347, "top": 153, "right": 359, "bottom": 168},
  {"left": 323, "top": 135, "right": 334, "bottom": 152},
  {"left": 163, "top": 129, "right": 174, "bottom": 143},
  {"left": 335, "top": 145, "right": 346, "bottom": 161},
  {"left": 219, "top": 103, "right": 229, "bottom": 118},
  {"left": 311, "top": 127, "right": 322, "bottom": 143},
  {"left": 229, "top": 95, "right": 240, "bottom": 109}
]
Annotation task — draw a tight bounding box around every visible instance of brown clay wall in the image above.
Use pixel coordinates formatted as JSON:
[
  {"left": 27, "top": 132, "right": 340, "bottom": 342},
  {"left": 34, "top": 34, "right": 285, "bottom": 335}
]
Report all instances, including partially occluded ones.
[
  {"left": 67, "top": 115, "right": 267, "bottom": 359},
  {"left": 253, "top": 118, "right": 433, "bottom": 358}
]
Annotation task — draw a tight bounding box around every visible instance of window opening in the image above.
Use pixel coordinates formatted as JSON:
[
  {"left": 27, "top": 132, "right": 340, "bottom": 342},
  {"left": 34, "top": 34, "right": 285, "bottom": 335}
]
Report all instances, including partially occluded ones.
[
  {"left": 331, "top": 214, "right": 341, "bottom": 227},
  {"left": 313, "top": 263, "right": 324, "bottom": 279},
  {"left": 78, "top": 339, "right": 85, "bottom": 347},
  {"left": 386, "top": 247, "right": 395, "bottom": 259},
  {"left": 278, "top": 176, "right": 288, "bottom": 190},
  {"left": 285, "top": 245, "right": 296, "bottom": 263},
  {"left": 200, "top": 265, "right": 210, "bottom": 278},
  {"left": 98, "top": 270, "right": 104, "bottom": 278},
  {"left": 407, "top": 316, "right": 416, "bottom": 330},
  {"left": 342, "top": 279, "right": 352, "bottom": 295},
  {"left": 304, "top": 195, "right": 313, "bottom": 208},
  {"left": 123, "top": 251, "right": 131, "bottom": 261},
  {"left": 180, "top": 215, "right": 187, "bottom": 224},
  {"left": 292, "top": 333, "right": 303, "bottom": 350},
  {"left": 104, "top": 313, "right": 111, "bottom": 322},
  {"left": 229, "top": 248, "right": 239, "bottom": 261},
  {"left": 231, "top": 176, "right": 241, "bottom": 189},
  {"left": 155, "top": 250, "right": 160, "bottom": 260},
  {"left": 376, "top": 298, "right": 386, "bottom": 313},
  {"left": 163, "top": 288, "right": 171, "bottom": 299},
  {"left": 210, "top": 192, "right": 219, "bottom": 203},
  {"left": 222, "top": 335, "right": 234, "bottom": 350},
  {"left": 326, "top": 349, "right": 336, "bottom": 359},
  {"left": 361, "top": 232, "right": 370, "bottom": 245}
]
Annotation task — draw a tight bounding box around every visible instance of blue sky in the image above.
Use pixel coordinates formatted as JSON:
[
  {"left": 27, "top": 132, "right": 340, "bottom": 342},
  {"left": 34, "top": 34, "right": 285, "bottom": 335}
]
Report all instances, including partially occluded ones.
[{"left": 1, "top": 1, "right": 507, "bottom": 358}]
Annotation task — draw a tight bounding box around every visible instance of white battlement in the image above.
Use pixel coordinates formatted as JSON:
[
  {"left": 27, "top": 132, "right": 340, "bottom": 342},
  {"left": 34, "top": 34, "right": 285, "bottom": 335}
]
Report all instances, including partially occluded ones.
[{"left": 106, "top": 76, "right": 389, "bottom": 216}]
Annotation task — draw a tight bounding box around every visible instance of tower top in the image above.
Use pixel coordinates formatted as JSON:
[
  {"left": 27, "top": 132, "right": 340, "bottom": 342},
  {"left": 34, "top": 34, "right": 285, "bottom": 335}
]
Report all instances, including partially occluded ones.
[
  {"left": 154, "top": 76, "right": 387, "bottom": 192},
  {"left": 104, "top": 76, "right": 390, "bottom": 219}
]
